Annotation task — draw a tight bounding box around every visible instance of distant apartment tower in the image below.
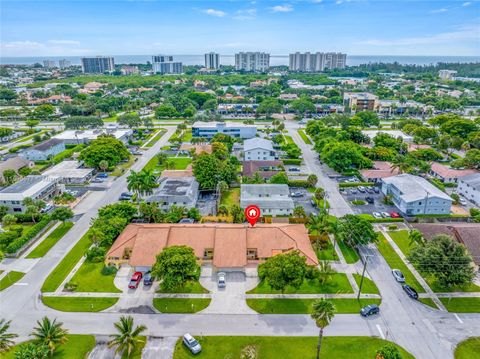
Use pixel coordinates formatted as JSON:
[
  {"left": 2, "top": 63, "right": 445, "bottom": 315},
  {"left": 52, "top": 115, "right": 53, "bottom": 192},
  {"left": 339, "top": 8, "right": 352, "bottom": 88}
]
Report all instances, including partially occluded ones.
[
  {"left": 43, "top": 60, "right": 56, "bottom": 69},
  {"left": 343, "top": 92, "right": 379, "bottom": 112},
  {"left": 438, "top": 70, "right": 457, "bottom": 80},
  {"left": 58, "top": 59, "right": 71, "bottom": 69},
  {"left": 235, "top": 52, "right": 270, "bottom": 72},
  {"left": 205, "top": 52, "right": 220, "bottom": 69},
  {"left": 152, "top": 55, "right": 183, "bottom": 74},
  {"left": 289, "top": 52, "right": 347, "bottom": 72},
  {"left": 81, "top": 56, "right": 115, "bottom": 73}
]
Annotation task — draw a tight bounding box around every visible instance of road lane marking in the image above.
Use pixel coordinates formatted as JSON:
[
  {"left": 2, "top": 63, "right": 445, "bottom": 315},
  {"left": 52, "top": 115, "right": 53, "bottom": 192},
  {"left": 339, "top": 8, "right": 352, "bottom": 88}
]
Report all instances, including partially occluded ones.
[
  {"left": 376, "top": 324, "right": 385, "bottom": 339},
  {"left": 454, "top": 314, "right": 463, "bottom": 324},
  {"left": 13, "top": 283, "right": 28, "bottom": 286}
]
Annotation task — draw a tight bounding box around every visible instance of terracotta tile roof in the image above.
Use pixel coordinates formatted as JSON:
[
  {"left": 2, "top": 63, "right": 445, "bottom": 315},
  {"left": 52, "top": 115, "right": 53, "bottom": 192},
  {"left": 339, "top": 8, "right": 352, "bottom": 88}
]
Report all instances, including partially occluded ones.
[
  {"left": 360, "top": 161, "right": 398, "bottom": 179},
  {"left": 408, "top": 144, "right": 432, "bottom": 152},
  {"left": 430, "top": 162, "right": 477, "bottom": 179},
  {"left": 106, "top": 223, "right": 318, "bottom": 268},
  {"left": 160, "top": 166, "right": 193, "bottom": 178},
  {"left": 242, "top": 160, "right": 283, "bottom": 179},
  {"left": 179, "top": 144, "right": 213, "bottom": 155}
]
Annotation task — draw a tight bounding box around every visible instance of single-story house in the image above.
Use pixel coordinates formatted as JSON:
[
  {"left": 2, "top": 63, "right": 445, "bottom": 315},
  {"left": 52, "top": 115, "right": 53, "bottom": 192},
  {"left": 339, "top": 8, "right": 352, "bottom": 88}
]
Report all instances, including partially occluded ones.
[
  {"left": 0, "top": 157, "right": 34, "bottom": 182},
  {"left": 429, "top": 162, "right": 477, "bottom": 184},
  {"left": 20, "top": 138, "right": 65, "bottom": 161},
  {"left": 146, "top": 176, "right": 199, "bottom": 210},
  {"left": 53, "top": 129, "right": 132, "bottom": 145},
  {"left": 242, "top": 160, "right": 283, "bottom": 180},
  {"left": 360, "top": 161, "right": 399, "bottom": 183},
  {"left": 105, "top": 223, "right": 318, "bottom": 272},
  {"left": 240, "top": 184, "right": 294, "bottom": 216},
  {"left": 43, "top": 160, "right": 94, "bottom": 184},
  {"left": 179, "top": 143, "right": 213, "bottom": 156}
]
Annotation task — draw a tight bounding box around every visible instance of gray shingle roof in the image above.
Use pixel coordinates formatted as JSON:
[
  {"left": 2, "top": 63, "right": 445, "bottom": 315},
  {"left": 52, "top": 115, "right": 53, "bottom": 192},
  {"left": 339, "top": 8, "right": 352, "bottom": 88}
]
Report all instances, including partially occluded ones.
[
  {"left": 243, "top": 138, "right": 274, "bottom": 152},
  {"left": 460, "top": 173, "right": 480, "bottom": 191}
]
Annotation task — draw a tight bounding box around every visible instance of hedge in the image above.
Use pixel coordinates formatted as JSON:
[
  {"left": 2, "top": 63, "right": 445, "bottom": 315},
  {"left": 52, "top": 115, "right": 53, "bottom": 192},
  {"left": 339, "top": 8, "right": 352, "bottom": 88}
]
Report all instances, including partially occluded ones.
[
  {"left": 282, "top": 159, "right": 302, "bottom": 165},
  {"left": 288, "top": 180, "right": 313, "bottom": 188},
  {"left": 357, "top": 214, "right": 404, "bottom": 223},
  {"left": 14, "top": 213, "right": 45, "bottom": 223},
  {"left": 52, "top": 144, "right": 85, "bottom": 165},
  {"left": 339, "top": 182, "right": 375, "bottom": 188},
  {"left": 8, "top": 144, "right": 32, "bottom": 153},
  {"left": 6, "top": 216, "right": 52, "bottom": 253}
]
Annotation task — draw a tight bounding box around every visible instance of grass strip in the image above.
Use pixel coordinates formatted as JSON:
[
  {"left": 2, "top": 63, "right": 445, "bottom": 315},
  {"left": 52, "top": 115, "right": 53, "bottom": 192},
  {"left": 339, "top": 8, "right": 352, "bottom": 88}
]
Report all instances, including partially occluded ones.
[{"left": 26, "top": 222, "right": 74, "bottom": 258}]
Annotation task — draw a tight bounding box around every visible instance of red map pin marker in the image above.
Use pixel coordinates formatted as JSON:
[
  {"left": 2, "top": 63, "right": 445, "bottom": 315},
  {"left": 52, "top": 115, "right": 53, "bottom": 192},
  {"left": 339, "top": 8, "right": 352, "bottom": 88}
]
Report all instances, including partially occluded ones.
[{"left": 245, "top": 205, "right": 261, "bottom": 227}]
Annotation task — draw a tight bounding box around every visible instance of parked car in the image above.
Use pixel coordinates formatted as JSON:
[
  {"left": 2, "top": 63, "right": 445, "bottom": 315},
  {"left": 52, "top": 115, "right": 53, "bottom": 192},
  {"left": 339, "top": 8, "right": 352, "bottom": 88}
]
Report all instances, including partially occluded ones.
[
  {"left": 350, "top": 189, "right": 358, "bottom": 194},
  {"left": 119, "top": 192, "right": 133, "bottom": 201},
  {"left": 459, "top": 197, "right": 467, "bottom": 206},
  {"left": 390, "top": 212, "right": 401, "bottom": 218},
  {"left": 360, "top": 304, "right": 380, "bottom": 317},
  {"left": 310, "top": 199, "right": 317, "bottom": 207},
  {"left": 41, "top": 204, "right": 54, "bottom": 213},
  {"left": 372, "top": 212, "right": 382, "bottom": 219},
  {"left": 365, "top": 197, "right": 374, "bottom": 204},
  {"left": 97, "top": 173, "right": 109, "bottom": 178},
  {"left": 128, "top": 272, "right": 143, "bottom": 289},
  {"left": 365, "top": 187, "right": 374, "bottom": 193},
  {"left": 373, "top": 187, "right": 380, "bottom": 194},
  {"left": 288, "top": 167, "right": 300, "bottom": 172},
  {"left": 402, "top": 284, "right": 419, "bottom": 299},
  {"left": 358, "top": 186, "right": 366, "bottom": 193},
  {"left": 381, "top": 212, "right": 391, "bottom": 218},
  {"left": 179, "top": 218, "right": 195, "bottom": 224},
  {"left": 143, "top": 271, "right": 153, "bottom": 286},
  {"left": 217, "top": 272, "right": 226, "bottom": 288},
  {"left": 290, "top": 192, "right": 303, "bottom": 197},
  {"left": 91, "top": 178, "right": 103, "bottom": 183},
  {"left": 392, "top": 269, "right": 405, "bottom": 283},
  {"left": 183, "top": 334, "right": 202, "bottom": 354}
]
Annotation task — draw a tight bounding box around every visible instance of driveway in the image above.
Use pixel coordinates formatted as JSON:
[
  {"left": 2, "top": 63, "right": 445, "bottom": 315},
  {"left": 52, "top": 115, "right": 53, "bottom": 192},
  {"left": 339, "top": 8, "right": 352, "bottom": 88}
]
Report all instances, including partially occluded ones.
[{"left": 199, "top": 266, "right": 258, "bottom": 314}]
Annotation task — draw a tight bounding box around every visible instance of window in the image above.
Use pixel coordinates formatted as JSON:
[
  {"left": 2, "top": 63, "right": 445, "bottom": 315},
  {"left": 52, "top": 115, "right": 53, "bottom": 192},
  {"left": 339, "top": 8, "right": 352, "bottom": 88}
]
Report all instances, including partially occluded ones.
[{"left": 247, "top": 249, "right": 257, "bottom": 259}]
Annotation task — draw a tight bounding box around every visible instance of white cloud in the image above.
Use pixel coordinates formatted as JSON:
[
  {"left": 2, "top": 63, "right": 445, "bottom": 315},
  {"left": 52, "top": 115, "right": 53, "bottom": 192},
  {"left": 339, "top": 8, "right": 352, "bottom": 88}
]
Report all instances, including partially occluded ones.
[
  {"left": 271, "top": 4, "right": 293, "bottom": 12},
  {"left": 311, "top": 0, "right": 323, "bottom": 3},
  {"left": 234, "top": 8, "right": 257, "bottom": 20},
  {"left": 359, "top": 24, "right": 480, "bottom": 46},
  {"left": 462, "top": 2, "right": 472, "bottom": 6},
  {"left": 203, "top": 8, "right": 226, "bottom": 17},
  {"left": 48, "top": 40, "right": 80, "bottom": 46},
  {"left": 335, "top": 0, "right": 343, "bottom": 4},
  {"left": 3, "top": 41, "right": 44, "bottom": 49},
  {"left": 430, "top": 8, "right": 448, "bottom": 13}
]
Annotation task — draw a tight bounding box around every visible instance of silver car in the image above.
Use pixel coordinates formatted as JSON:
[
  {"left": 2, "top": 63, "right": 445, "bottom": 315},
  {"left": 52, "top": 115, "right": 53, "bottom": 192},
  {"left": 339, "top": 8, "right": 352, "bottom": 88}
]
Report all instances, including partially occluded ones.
[
  {"left": 392, "top": 269, "right": 405, "bottom": 283},
  {"left": 217, "top": 272, "right": 226, "bottom": 288},
  {"left": 183, "top": 333, "right": 202, "bottom": 354}
]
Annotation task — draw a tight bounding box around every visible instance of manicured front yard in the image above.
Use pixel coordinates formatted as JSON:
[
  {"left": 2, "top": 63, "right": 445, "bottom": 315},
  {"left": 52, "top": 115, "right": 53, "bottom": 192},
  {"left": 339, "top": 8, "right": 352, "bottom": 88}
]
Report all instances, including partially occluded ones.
[
  {"left": 68, "top": 261, "right": 121, "bottom": 293},
  {"left": 3, "top": 334, "right": 96, "bottom": 359},
  {"left": 353, "top": 274, "right": 380, "bottom": 294},
  {"left": 0, "top": 271, "right": 25, "bottom": 291},
  {"left": 455, "top": 337, "right": 480, "bottom": 359},
  {"left": 42, "top": 296, "right": 119, "bottom": 312},
  {"left": 143, "top": 155, "right": 192, "bottom": 173},
  {"left": 157, "top": 280, "right": 209, "bottom": 294},
  {"left": 314, "top": 239, "right": 339, "bottom": 261},
  {"left": 41, "top": 231, "right": 91, "bottom": 292},
  {"left": 173, "top": 336, "right": 411, "bottom": 359},
  {"left": 440, "top": 297, "right": 480, "bottom": 313},
  {"left": 337, "top": 239, "right": 360, "bottom": 264},
  {"left": 387, "top": 230, "right": 412, "bottom": 256},
  {"left": 376, "top": 233, "right": 425, "bottom": 293},
  {"left": 247, "top": 274, "right": 353, "bottom": 294},
  {"left": 153, "top": 298, "right": 211, "bottom": 313},
  {"left": 26, "top": 222, "right": 74, "bottom": 258},
  {"left": 111, "top": 155, "right": 137, "bottom": 176}
]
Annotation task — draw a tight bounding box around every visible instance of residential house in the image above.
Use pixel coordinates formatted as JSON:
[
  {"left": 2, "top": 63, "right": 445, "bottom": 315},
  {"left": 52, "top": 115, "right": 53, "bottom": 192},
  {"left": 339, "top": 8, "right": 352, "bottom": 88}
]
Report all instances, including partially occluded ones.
[
  {"left": 43, "top": 160, "right": 94, "bottom": 184},
  {"left": 53, "top": 129, "right": 132, "bottom": 145},
  {"left": 457, "top": 173, "right": 480, "bottom": 205},
  {"left": 192, "top": 121, "right": 256, "bottom": 139},
  {"left": 179, "top": 143, "right": 213, "bottom": 156},
  {"left": 146, "top": 177, "right": 199, "bottom": 210},
  {"left": 243, "top": 138, "right": 276, "bottom": 161},
  {"left": 381, "top": 174, "right": 452, "bottom": 216},
  {"left": 242, "top": 160, "right": 283, "bottom": 180},
  {"left": 105, "top": 223, "right": 318, "bottom": 272},
  {"left": 429, "top": 162, "right": 477, "bottom": 184},
  {"left": 20, "top": 138, "right": 65, "bottom": 161},
  {"left": 0, "top": 157, "right": 34, "bottom": 183},
  {"left": 360, "top": 161, "right": 399, "bottom": 183},
  {"left": 240, "top": 184, "right": 294, "bottom": 216}
]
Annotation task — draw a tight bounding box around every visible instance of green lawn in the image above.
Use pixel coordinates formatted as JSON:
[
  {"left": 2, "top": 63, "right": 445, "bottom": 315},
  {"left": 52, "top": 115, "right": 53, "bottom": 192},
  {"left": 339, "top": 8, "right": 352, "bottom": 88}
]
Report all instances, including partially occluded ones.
[
  {"left": 388, "top": 230, "right": 414, "bottom": 256},
  {"left": 376, "top": 233, "right": 425, "bottom": 293},
  {"left": 440, "top": 297, "right": 480, "bottom": 313},
  {"left": 455, "top": 337, "right": 480, "bottom": 359},
  {"left": 26, "top": 222, "right": 74, "bottom": 258},
  {"left": 173, "top": 336, "right": 412, "bottom": 359},
  {"left": 153, "top": 298, "right": 211, "bottom": 313},
  {"left": 3, "top": 334, "right": 95, "bottom": 359},
  {"left": 157, "top": 280, "right": 209, "bottom": 294},
  {"left": 111, "top": 155, "right": 137, "bottom": 176},
  {"left": 220, "top": 188, "right": 240, "bottom": 209},
  {"left": 353, "top": 274, "right": 380, "bottom": 295},
  {"left": 419, "top": 298, "right": 439, "bottom": 309},
  {"left": 42, "top": 296, "right": 119, "bottom": 312},
  {"left": 41, "top": 230, "right": 91, "bottom": 292},
  {"left": 144, "top": 129, "right": 167, "bottom": 147},
  {"left": 143, "top": 155, "right": 192, "bottom": 173},
  {"left": 315, "top": 240, "right": 339, "bottom": 261},
  {"left": 337, "top": 239, "right": 360, "bottom": 264},
  {"left": 68, "top": 261, "right": 121, "bottom": 293},
  {"left": 181, "top": 129, "right": 192, "bottom": 142},
  {"left": 247, "top": 274, "right": 353, "bottom": 294},
  {"left": 0, "top": 271, "right": 25, "bottom": 291},
  {"left": 298, "top": 129, "right": 312, "bottom": 145}
]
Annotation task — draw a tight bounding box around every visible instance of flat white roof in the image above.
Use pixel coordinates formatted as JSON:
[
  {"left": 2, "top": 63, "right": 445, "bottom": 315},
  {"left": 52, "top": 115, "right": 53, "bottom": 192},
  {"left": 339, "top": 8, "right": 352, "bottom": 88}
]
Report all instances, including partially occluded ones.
[
  {"left": 54, "top": 129, "right": 132, "bottom": 141},
  {"left": 244, "top": 138, "right": 274, "bottom": 152},
  {"left": 192, "top": 121, "right": 256, "bottom": 129},
  {"left": 383, "top": 174, "right": 452, "bottom": 202},
  {"left": 0, "top": 175, "right": 58, "bottom": 201},
  {"left": 43, "top": 161, "right": 94, "bottom": 179}
]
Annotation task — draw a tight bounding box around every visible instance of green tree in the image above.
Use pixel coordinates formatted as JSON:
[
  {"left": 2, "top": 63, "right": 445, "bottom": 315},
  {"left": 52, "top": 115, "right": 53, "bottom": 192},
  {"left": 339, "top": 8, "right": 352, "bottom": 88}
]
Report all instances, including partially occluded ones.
[
  {"left": 64, "top": 116, "right": 103, "bottom": 129},
  {"left": 336, "top": 214, "right": 377, "bottom": 248},
  {"left": 2, "top": 214, "right": 17, "bottom": 228},
  {"left": 408, "top": 229, "right": 425, "bottom": 247},
  {"left": 321, "top": 141, "right": 372, "bottom": 172},
  {"left": 79, "top": 135, "right": 130, "bottom": 169},
  {"left": 293, "top": 205, "right": 306, "bottom": 218},
  {"left": 108, "top": 316, "right": 146, "bottom": 358},
  {"left": 25, "top": 119, "right": 40, "bottom": 129},
  {"left": 50, "top": 206, "right": 74, "bottom": 224},
  {"left": 155, "top": 104, "right": 178, "bottom": 118},
  {"left": 311, "top": 298, "right": 336, "bottom": 359},
  {"left": 318, "top": 261, "right": 336, "bottom": 285},
  {"left": 256, "top": 98, "right": 282, "bottom": 119},
  {"left": 258, "top": 251, "right": 307, "bottom": 293},
  {"left": 13, "top": 343, "right": 49, "bottom": 359},
  {"left": 0, "top": 319, "right": 17, "bottom": 353},
  {"left": 151, "top": 245, "right": 199, "bottom": 291},
  {"left": 314, "top": 187, "right": 325, "bottom": 201},
  {"left": 192, "top": 153, "right": 221, "bottom": 189},
  {"left": 30, "top": 317, "right": 68, "bottom": 355},
  {"left": 409, "top": 234, "right": 475, "bottom": 288},
  {"left": 376, "top": 344, "right": 403, "bottom": 359},
  {"left": 187, "top": 207, "right": 201, "bottom": 222},
  {"left": 269, "top": 172, "right": 289, "bottom": 184},
  {"left": 3, "top": 169, "right": 16, "bottom": 185},
  {"left": 307, "top": 174, "right": 318, "bottom": 187},
  {"left": 118, "top": 113, "right": 142, "bottom": 128},
  {"left": 99, "top": 160, "right": 109, "bottom": 172}
]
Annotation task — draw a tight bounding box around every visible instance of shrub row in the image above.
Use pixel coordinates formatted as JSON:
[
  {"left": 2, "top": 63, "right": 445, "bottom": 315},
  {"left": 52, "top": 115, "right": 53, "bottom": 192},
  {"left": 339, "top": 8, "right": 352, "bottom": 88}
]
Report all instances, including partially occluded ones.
[
  {"left": 339, "top": 182, "right": 375, "bottom": 188},
  {"left": 282, "top": 159, "right": 302, "bottom": 165},
  {"left": 52, "top": 144, "right": 85, "bottom": 165},
  {"left": 6, "top": 216, "right": 52, "bottom": 253},
  {"left": 8, "top": 144, "right": 32, "bottom": 153},
  {"left": 14, "top": 213, "right": 45, "bottom": 223},
  {"left": 288, "top": 180, "right": 313, "bottom": 188}
]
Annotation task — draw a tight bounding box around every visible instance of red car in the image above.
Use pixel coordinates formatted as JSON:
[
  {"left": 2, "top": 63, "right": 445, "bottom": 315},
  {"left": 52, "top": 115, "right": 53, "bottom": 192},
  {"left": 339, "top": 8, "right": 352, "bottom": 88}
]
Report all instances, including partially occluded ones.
[
  {"left": 390, "top": 212, "right": 401, "bottom": 218},
  {"left": 128, "top": 272, "right": 143, "bottom": 289}
]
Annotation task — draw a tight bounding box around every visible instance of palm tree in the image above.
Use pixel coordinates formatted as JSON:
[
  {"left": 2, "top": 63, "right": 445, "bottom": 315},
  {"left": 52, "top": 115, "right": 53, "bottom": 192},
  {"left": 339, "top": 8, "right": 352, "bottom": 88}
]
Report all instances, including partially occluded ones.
[
  {"left": 318, "top": 261, "right": 336, "bottom": 285},
  {"left": 127, "top": 170, "right": 142, "bottom": 200},
  {"left": 139, "top": 169, "right": 157, "bottom": 197},
  {"left": 390, "top": 155, "right": 410, "bottom": 174},
  {"left": 311, "top": 299, "right": 336, "bottom": 359},
  {"left": 0, "top": 319, "right": 18, "bottom": 353},
  {"left": 408, "top": 229, "right": 425, "bottom": 247},
  {"left": 108, "top": 316, "right": 146, "bottom": 358},
  {"left": 30, "top": 317, "right": 68, "bottom": 355},
  {"left": 99, "top": 160, "right": 109, "bottom": 172}
]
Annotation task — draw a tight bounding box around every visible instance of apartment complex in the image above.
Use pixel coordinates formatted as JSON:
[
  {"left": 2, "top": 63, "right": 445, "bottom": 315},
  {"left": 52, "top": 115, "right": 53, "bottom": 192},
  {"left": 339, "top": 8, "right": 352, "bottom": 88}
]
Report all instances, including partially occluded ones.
[
  {"left": 243, "top": 138, "right": 276, "bottom": 161},
  {"left": 58, "top": 59, "right": 71, "bottom": 69},
  {"left": 343, "top": 92, "right": 379, "bottom": 111},
  {"left": 152, "top": 55, "right": 183, "bottom": 74},
  {"left": 235, "top": 52, "right": 270, "bottom": 72},
  {"left": 439, "top": 70, "right": 457, "bottom": 80},
  {"left": 81, "top": 56, "right": 115, "bottom": 73},
  {"left": 289, "top": 52, "right": 346, "bottom": 72},
  {"left": 240, "top": 184, "right": 294, "bottom": 216},
  {"left": 205, "top": 52, "right": 220, "bottom": 69},
  {"left": 192, "top": 121, "right": 256, "bottom": 139},
  {"left": 43, "top": 60, "right": 56, "bottom": 69},
  {"left": 457, "top": 173, "right": 480, "bottom": 205}
]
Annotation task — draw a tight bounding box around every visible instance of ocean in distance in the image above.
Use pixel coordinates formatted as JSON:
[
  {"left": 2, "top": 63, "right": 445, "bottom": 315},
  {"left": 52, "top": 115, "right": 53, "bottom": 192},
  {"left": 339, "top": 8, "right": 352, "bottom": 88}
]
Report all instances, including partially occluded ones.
[{"left": 1, "top": 55, "right": 479, "bottom": 67}]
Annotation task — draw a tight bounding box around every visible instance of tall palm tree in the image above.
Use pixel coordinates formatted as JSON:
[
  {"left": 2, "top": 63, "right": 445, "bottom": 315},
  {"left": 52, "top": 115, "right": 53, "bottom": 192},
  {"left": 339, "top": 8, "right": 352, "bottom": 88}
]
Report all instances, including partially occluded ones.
[
  {"left": 390, "top": 155, "right": 410, "bottom": 174},
  {"left": 0, "top": 319, "right": 18, "bottom": 353},
  {"left": 127, "top": 170, "right": 142, "bottom": 200},
  {"left": 311, "top": 299, "right": 336, "bottom": 359},
  {"left": 408, "top": 229, "right": 425, "bottom": 247},
  {"left": 139, "top": 169, "right": 157, "bottom": 197},
  {"left": 30, "top": 317, "right": 68, "bottom": 355},
  {"left": 109, "top": 316, "right": 146, "bottom": 358}
]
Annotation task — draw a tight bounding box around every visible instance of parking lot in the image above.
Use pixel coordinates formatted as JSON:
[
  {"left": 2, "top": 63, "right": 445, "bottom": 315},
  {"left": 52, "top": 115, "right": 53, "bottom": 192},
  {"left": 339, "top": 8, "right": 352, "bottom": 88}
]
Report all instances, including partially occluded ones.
[
  {"left": 289, "top": 187, "right": 318, "bottom": 215},
  {"left": 340, "top": 186, "right": 399, "bottom": 216}
]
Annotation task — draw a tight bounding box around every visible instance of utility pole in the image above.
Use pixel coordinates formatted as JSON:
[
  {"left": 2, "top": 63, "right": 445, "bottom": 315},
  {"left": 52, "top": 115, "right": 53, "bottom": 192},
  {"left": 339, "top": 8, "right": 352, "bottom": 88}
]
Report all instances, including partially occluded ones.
[{"left": 357, "top": 252, "right": 371, "bottom": 300}]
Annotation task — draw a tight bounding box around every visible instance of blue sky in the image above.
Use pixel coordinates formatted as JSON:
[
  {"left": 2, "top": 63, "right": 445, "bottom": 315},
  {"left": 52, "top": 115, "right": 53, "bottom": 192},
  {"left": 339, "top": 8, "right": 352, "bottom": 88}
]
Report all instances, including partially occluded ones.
[{"left": 1, "top": 0, "right": 479, "bottom": 57}]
